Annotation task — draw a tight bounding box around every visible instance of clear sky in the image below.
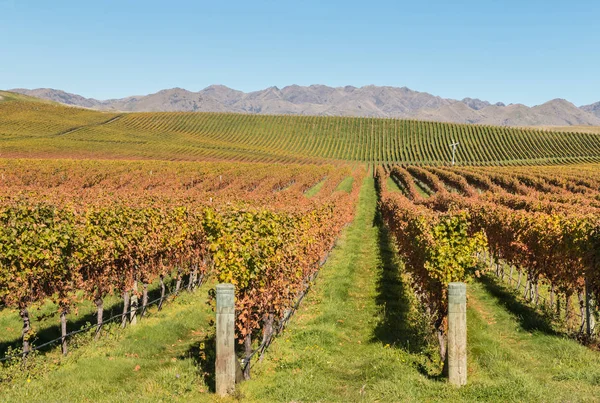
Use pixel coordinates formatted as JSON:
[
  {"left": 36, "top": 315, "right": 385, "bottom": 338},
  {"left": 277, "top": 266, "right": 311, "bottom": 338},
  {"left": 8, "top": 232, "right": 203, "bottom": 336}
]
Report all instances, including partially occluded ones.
[{"left": 1, "top": 0, "right": 598, "bottom": 106}]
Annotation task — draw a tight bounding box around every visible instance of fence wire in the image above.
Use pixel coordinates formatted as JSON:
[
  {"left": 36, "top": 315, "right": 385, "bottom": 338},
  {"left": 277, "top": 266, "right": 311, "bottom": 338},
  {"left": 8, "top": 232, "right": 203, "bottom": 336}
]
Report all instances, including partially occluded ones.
[
  {"left": 1, "top": 237, "right": 341, "bottom": 369},
  {"left": 483, "top": 256, "right": 584, "bottom": 320},
  {"left": 241, "top": 246, "right": 335, "bottom": 372},
  {"left": 0, "top": 276, "right": 204, "bottom": 363}
]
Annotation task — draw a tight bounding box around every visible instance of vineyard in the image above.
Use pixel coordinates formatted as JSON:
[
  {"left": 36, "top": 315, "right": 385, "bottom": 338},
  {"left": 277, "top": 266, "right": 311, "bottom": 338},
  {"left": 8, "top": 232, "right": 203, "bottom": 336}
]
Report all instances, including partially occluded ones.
[
  {"left": 1, "top": 92, "right": 600, "bottom": 400},
  {"left": 0, "top": 159, "right": 362, "bottom": 371},
  {"left": 2, "top": 92, "right": 600, "bottom": 164},
  {"left": 376, "top": 163, "right": 600, "bottom": 348}
]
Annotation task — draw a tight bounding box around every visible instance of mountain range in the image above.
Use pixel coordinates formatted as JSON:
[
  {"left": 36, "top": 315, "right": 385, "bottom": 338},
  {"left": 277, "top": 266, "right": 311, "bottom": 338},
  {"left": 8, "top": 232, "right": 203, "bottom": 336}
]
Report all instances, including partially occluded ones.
[{"left": 9, "top": 85, "right": 600, "bottom": 127}]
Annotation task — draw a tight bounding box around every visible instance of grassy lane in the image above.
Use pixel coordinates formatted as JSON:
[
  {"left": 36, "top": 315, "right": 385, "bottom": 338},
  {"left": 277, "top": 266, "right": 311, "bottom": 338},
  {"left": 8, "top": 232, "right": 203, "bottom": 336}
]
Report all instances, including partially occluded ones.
[
  {"left": 0, "top": 277, "right": 176, "bottom": 358},
  {"left": 239, "top": 177, "right": 446, "bottom": 401},
  {"left": 466, "top": 278, "right": 600, "bottom": 401},
  {"left": 239, "top": 177, "right": 600, "bottom": 402},
  {"left": 304, "top": 177, "right": 327, "bottom": 197},
  {"left": 3, "top": 177, "right": 600, "bottom": 402},
  {"left": 335, "top": 176, "right": 355, "bottom": 192},
  {"left": 0, "top": 286, "right": 216, "bottom": 402}
]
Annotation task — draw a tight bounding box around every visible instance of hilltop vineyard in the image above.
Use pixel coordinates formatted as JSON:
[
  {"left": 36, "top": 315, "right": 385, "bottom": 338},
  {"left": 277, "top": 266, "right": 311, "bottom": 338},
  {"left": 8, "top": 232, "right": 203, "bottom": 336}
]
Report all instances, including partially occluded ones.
[{"left": 2, "top": 94, "right": 600, "bottom": 164}]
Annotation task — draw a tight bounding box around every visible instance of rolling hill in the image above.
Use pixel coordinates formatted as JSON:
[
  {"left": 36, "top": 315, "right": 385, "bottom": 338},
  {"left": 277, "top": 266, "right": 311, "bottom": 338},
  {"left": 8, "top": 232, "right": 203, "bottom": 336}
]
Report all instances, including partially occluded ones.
[{"left": 1, "top": 91, "right": 600, "bottom": 165}]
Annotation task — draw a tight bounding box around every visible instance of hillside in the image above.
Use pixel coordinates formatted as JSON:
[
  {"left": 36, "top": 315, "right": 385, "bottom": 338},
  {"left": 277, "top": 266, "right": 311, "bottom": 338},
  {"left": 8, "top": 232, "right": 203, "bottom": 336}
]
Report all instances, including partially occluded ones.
[
  {"left": 582, "top": 101, "right": 600, "bottom": 118},
  {"left": 10, "top": 86, "right": 600, "bottom": 127},
  {"left": 1, "top": 93, "right": 600, "bottom": 165},
  {"left": 527, "top": 125, "right": 600, "bottom": 135}
]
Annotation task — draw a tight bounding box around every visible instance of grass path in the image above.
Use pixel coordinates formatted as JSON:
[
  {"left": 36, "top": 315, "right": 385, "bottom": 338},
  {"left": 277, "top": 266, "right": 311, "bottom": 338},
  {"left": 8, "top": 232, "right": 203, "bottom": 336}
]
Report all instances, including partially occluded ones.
[
  {"left": 466, "top": 278, "right": 600, "bottom": 401},
  {"left": 2, "top": 177, "right": 600, "bottom": 402},
  {"left": 0, "top": 287, "right": 217, "bottom": 402},
  {"left": 239, "top": 177, "right": 600, "bottom": 402},
  {"left": 239, "top": 177, "right": 445, "bottom": 401}
]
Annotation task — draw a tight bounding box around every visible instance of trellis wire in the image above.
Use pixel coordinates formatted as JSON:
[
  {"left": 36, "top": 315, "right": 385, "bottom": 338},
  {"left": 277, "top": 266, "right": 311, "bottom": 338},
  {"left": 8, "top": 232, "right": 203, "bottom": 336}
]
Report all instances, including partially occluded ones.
[
  {"left": 0, "top": 275, "right": 205, "bottom": 363},
  {"left": 2, "top": 228, "right": 344, "bottom": 369},
  {"left": 241, "top": 238, "right": 338, "bottom": 372},
  {"left": 481, "top": 254, "right": 584, "bottom": 320}
]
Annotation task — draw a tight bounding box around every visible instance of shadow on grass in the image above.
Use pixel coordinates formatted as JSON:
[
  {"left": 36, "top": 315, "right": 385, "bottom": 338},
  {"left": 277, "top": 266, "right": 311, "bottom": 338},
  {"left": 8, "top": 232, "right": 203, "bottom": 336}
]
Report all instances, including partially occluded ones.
[
  {"left": 372, "top": 180, "right": 442, "bottom": 379},
  {"left": 0, "top": 276, "right": 182, "bottom": 359},
  {"left": 371, "top": 213, "right": 431, "bottom": 354},
  {"left": 182, "top": 335, "right": 216, "bottom": 393},
  {"left": 478, "top": 275, "right": 557, "bottom": 335}
]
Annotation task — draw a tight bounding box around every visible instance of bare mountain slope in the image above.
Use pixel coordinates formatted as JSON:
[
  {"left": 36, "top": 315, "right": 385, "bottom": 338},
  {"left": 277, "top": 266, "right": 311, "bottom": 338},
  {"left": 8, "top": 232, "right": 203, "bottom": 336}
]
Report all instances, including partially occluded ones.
[
  {"left": 9, "top": 85, "right": 600, "bottom": 127},
  {"left": 582, "top": 101, "right": 600, "bottom": 118}
]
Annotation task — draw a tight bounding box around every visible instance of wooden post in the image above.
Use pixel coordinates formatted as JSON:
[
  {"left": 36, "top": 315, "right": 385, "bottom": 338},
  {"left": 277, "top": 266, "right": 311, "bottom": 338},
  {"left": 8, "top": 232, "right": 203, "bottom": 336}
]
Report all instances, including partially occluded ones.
[
  {"left": 158, "top": 274, "right": 166, "bottom": 311},
  {"left": 95, "top": 297, "right": 104, "bottom": 340},
  {"left": 20, "top": 308, "right": 31, "bottom": 354},
  {"left": 216, "top": 283, "right": 236, "bottom": 396},
  {"left": 175, "top": 268, "right": 183, "bottom": 295},
  {"left": 60, "top": 310, "right": 68, "bottom": 356},
  {"left": 448, "top": 282, "right": 467, "bottom": 387},
  {"left": 585, "top": 278, "right": 592, "bottom": 337},
  {"left": 141, "top": 283, "right": 148, "bottom": 318},
  {"left": 130, "top": 280, "right": 138, "bottom": 326},
  {"left": 121, "top": 290, "right": 130, "bottom": 328}
]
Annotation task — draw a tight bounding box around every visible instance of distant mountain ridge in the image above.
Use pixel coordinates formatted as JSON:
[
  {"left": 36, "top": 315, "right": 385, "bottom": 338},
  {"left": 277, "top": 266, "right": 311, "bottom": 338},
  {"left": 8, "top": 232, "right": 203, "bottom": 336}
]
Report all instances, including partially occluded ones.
[
  {"left": 581, "top": 101, "right": 600, "bottom": 117},
  {"left": 9, "top": 85, "right": 600, "bottom": 127}
]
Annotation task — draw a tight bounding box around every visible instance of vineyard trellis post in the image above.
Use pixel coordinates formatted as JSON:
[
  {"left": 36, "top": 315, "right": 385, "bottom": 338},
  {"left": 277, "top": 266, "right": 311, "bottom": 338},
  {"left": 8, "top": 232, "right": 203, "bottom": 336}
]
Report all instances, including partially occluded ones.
[
  {"left": 448, "top": 282, "right": 467, "bottom": 386},
  {"left": 585, "top": 278, "right": 593, "bottom": 337},
  {"left": 60, "top": 310, "right": 68, "bottom": 356},
  {"left": 216, "top": 283, "right": 236, "bottom": 396},
  {"left": 449, "top": 141, "right": 459, "bottom": 166},
  {"left": 130, "top": 279, "right": 139, "bottom": 326}
]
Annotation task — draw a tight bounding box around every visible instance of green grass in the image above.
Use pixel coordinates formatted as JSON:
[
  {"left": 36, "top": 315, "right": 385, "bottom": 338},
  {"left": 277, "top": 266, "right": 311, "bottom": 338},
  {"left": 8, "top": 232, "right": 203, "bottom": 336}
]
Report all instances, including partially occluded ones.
[
  {"left": 335, "top": 176, "right": 354, "bottom": 193},
  {"left": 238, "top": 177, "right": 600, "bottom": 402},
  {"left": 465, "top": 279, "right": 600, "bottom": 401},
  {"left": 2, "top": 94, "right": 600, "bottom": 164},
  {"left": 0, "top": 284, "right": 216, "bottom": 402},
  {"left": 413, "top": 179, "right": 432, "bottom": 197},
  {"left": 2, "top": 174, "right": 600, "bottom": 402},
  {"left": 0, "top": 289, "right": 121, "bottom": 353},
  {"left": 385, "top": 175, "right": 402, "bottom": 192},
  {"left": 304, "top": 178, "right": 327, "bottom": 197},
  {"left": 0, "top": 275, "right": 178, "bottom": 359},
  {"left": 480, "top": 259, "right": 584, "bottom": 332}
]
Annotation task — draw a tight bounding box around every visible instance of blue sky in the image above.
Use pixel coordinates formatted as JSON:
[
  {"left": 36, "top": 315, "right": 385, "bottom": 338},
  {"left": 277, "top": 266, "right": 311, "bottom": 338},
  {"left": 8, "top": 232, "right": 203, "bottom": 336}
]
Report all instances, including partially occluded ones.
[{"left": 1, "top": 0, "right": 598, "bottom": 106}]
